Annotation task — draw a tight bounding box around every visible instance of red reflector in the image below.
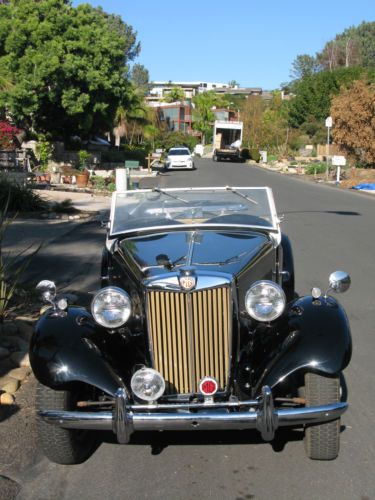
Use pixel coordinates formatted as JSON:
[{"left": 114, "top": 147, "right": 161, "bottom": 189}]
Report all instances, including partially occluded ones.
[{"left": 200, "top": 378, "right": 218, "bottom": 395}]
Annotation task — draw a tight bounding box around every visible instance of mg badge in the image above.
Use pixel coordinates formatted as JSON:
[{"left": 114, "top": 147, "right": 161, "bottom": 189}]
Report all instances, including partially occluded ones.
[{"left": 179, "top": 269, "right": 196, "bottom": 291}]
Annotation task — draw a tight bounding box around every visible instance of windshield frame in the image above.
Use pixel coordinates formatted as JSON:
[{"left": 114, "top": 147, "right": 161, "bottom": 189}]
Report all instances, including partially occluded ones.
[{"left": 109, "top": 187, "right": 280, "bottom": 238}]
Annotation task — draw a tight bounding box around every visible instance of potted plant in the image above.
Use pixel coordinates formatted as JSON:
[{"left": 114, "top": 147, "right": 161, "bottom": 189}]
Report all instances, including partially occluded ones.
[{"left": 76, "top": 150, "right": 91, "bottom": 187}]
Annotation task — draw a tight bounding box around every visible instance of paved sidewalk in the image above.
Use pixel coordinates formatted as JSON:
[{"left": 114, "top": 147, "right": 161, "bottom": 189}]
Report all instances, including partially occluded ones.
[{"left": 34, "top": 188, "right": 111, "bottom": 213}]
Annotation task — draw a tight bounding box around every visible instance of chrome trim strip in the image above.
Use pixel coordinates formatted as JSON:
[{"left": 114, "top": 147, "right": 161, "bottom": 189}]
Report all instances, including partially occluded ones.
[
  {"left": 186, "top": 292, "right": 196, "bottom": 393},
  {"left": 129, "top": 400, "right": 259, "bottom": 411},
  {"left": 110, "top": 223, "right": 279, "bottom": 239}
]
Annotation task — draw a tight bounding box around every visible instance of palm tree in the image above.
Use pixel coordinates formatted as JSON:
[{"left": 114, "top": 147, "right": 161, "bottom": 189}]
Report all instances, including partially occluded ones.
[{"left": 113, "top": 90, "right": 148, "bottom": 145}]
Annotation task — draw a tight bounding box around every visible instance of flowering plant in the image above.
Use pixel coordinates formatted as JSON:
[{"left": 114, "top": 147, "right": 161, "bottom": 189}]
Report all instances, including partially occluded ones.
[{"left": 0, "top": 121, "right": 20, "bottom": 150}]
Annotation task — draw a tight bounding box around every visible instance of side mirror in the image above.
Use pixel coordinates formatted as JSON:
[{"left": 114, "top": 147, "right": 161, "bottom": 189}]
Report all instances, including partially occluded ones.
[
  {"left": 328, "top": 271, "right": 351, "bottom": 294},
  {"left": 36, "top": 280, "right": 56, "bottom": 303}
]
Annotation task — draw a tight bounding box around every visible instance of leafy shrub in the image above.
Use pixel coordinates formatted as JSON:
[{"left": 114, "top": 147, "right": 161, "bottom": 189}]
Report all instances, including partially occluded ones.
[
  {"left": 267, "top": 154, "right": 278, "bottom": 162},
  {"left": 91, "top": 176, "right": 107, "bottom": 190},
  {"left": 250, "top": 149, "right": 261, "bottom": 162},
  {"left": 157, "top": 132, "right": 199, "bottom": 152},
  {"left": 355, "top": 161, "right": 373, "bottom": 169},
  {"left": 241, "top": 148, "right": 250, "bottom": 160},
  {"left": 0, "top": 197, "right": 40, "bottom": 321},
  {"left": 101, "top": 145, "right": 151, "bottom": 166},
  {"left": 305, "top": 162, "right": 327, "bottom": 175},
  {"left": 36, "top": 134, "right": 53, "bottom": 172},
  {"left": 0, "top": 176, "right": 47, "bottom": 212},
  {"left": 100, "top": 150, "right": 125, "bottom": 163}
]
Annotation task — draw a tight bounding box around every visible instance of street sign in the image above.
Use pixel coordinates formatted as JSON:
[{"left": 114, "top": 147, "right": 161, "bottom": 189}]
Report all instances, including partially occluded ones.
[
  {"left": 325, "top": 116, "right": 333, "bottom": 128},
  {"left": 332, "top": 155, "right": 346, "bottom": 166}
]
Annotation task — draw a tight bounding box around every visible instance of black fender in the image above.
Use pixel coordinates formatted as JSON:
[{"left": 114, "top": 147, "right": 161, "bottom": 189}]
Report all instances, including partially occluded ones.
[
  {"left": 30, "top": 307, "right": 123, "bottom": 397},
  {"left": 280, "top": 233, "right": 295, "bottom": 303},
  {"left": 254, "top": 295, "right": 352, "bottom": 394},
  {"left": 101, "top": 246, "right": 112, "bottom": 287}
]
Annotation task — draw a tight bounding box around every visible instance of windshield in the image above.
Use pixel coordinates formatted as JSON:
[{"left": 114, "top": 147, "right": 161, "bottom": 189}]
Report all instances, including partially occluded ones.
[
  {"left": 168, "top": 149, "right": 190, "bottom": 156},
  {"left": 110, "top": 187, "right": 279, "bottom": 236}
]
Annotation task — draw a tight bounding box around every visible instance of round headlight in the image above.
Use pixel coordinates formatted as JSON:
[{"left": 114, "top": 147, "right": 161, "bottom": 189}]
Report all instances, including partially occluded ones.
[
  {"left": 91, "top": 287, "right": 131, "bottom": 329},
  {"left": 131, "top": 368, "right": 165, "bottom": 402},
  {"left": 245, "top": 281, "right": 286, "bottom": 322}
]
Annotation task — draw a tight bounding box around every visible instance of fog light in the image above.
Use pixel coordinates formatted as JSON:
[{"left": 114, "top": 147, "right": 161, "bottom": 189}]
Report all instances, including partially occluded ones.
[{"left": 131, "top": 368, "right": 165, "bottom": 402}]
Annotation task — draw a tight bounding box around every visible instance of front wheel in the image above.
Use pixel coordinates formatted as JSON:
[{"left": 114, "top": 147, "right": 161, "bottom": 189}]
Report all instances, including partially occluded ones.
[
  {"left": 303, "top": 373, "right": 341, "bottom": 460},
  {"left": 36, "top": 382, "right": 99, "bottom": 464}
]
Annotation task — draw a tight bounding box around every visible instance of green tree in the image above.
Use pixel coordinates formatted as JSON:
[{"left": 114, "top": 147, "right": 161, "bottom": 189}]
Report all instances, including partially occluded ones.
[
  {"left": 241, "top": 95, "right": 264, "bottom": 149},
  {"left": 192, "top": 91, "right": 224, "bottom": 145},
  {"left": 262, "top": 92, "right": 290, "bottom": 156},
  {"left": 290, "top": 54, "right": 320, "bottom": 80},
  {"left": 317, "top": 22, "right": 375, "bottom": 70},
  {"left": 0, "top": 0, "right": 139, "bottom": 139},
  {"left": 131, "top": 64, "right": 149, "bottom": 94},
  {"left": 113, "top": 89, "right": 148, "bottom": 146},
  {"left": 287, "top": 67, "right": 374, "bottom": 128}
]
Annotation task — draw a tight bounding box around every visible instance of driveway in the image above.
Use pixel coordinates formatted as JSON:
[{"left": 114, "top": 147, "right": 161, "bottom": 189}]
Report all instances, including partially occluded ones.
[{"left": 4, "top": 158, "right": 375, "bottom": 500}]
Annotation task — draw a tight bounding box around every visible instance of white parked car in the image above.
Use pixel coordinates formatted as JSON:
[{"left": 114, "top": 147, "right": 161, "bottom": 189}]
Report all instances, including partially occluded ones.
[{"left": 165, "top": 147, "right": 195, "bottom": 170}]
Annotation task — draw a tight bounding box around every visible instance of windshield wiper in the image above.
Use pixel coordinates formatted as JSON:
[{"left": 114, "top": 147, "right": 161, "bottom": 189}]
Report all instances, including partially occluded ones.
[
  {"left": 226, "top": 187, "right": 258, "bottom": 205},
  {"left": 153, "top": 187, "right": 189, "bottom": 204}
]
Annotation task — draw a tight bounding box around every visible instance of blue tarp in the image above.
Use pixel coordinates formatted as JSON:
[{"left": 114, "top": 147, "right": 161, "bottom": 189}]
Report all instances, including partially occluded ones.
[{"left": 351, "top": 183, "right": 375, "bottom": 191}]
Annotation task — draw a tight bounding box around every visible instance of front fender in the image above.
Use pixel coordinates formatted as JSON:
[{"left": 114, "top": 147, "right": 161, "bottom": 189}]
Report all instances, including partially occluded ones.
[
  {"left": 255, "top": 295, "right": 352, "bottom": 393},
  {"left": 30, "top": 307, "right": 123, "bottom": 397}
]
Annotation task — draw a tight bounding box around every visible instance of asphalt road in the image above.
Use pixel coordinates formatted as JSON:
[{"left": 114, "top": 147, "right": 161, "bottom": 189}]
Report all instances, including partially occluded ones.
[{"left": 17, "top": 159, "right": 375, "bottom": 499}]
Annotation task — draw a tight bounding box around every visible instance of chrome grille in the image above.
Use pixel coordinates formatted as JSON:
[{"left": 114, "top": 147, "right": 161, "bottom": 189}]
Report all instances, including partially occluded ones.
[{"left": 146, "top": 287, "right": 231, "bottom": 394}]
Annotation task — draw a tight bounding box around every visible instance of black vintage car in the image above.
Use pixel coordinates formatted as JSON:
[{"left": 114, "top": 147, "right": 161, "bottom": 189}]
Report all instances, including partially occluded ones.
[{"left": 31, "top": 187, "right": 352, "bottom": 464}]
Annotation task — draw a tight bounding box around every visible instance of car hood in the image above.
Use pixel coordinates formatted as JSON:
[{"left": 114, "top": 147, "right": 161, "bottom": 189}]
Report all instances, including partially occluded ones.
[{"left": 119, "top": 229, "right": 273, "bottom": 278}]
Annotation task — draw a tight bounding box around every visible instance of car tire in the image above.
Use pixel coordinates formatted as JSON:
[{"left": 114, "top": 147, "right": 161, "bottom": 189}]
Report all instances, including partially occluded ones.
[
  {"left": 303, "top": 373, "right": 341, "bottom": 460},
  {"left": 36, "top": 382, "right": 99, "bottom": 465}
]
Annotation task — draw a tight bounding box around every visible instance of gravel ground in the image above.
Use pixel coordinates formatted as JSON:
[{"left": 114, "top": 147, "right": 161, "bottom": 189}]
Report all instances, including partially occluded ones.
[{"left": 0, "top": 376, "right": 38, "bottom": 500}]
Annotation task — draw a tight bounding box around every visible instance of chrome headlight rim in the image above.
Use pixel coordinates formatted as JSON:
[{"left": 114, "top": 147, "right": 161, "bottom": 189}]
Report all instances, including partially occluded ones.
[
  {"left": 91, "top": 286, "right": 131, "bottom": 329},
  {"left": 245, "top": 280, "right": 286, "bottom": 322}
]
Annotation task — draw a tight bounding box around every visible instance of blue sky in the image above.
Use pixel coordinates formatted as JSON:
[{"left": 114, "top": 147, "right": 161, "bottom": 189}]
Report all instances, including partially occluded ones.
[{"left": 74, "top": 0, "right": 374, "bottom": 90}]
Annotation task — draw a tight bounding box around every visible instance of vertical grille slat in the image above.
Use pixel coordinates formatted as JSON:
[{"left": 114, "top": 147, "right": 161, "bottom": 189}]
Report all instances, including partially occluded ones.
[{"left": 147, "top": 286, "right": 231, "bottom": 395}]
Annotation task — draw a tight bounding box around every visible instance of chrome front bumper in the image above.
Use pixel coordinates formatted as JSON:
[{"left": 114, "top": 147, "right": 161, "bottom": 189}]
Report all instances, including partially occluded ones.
[{"left": 39, "top": 386, "right": 348, "bottom": 443}]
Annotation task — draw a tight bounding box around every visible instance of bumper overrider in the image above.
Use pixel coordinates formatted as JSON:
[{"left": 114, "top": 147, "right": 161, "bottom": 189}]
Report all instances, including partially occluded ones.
[{"left": 39, "top": 386, "right": 347, "bottom": 443}]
